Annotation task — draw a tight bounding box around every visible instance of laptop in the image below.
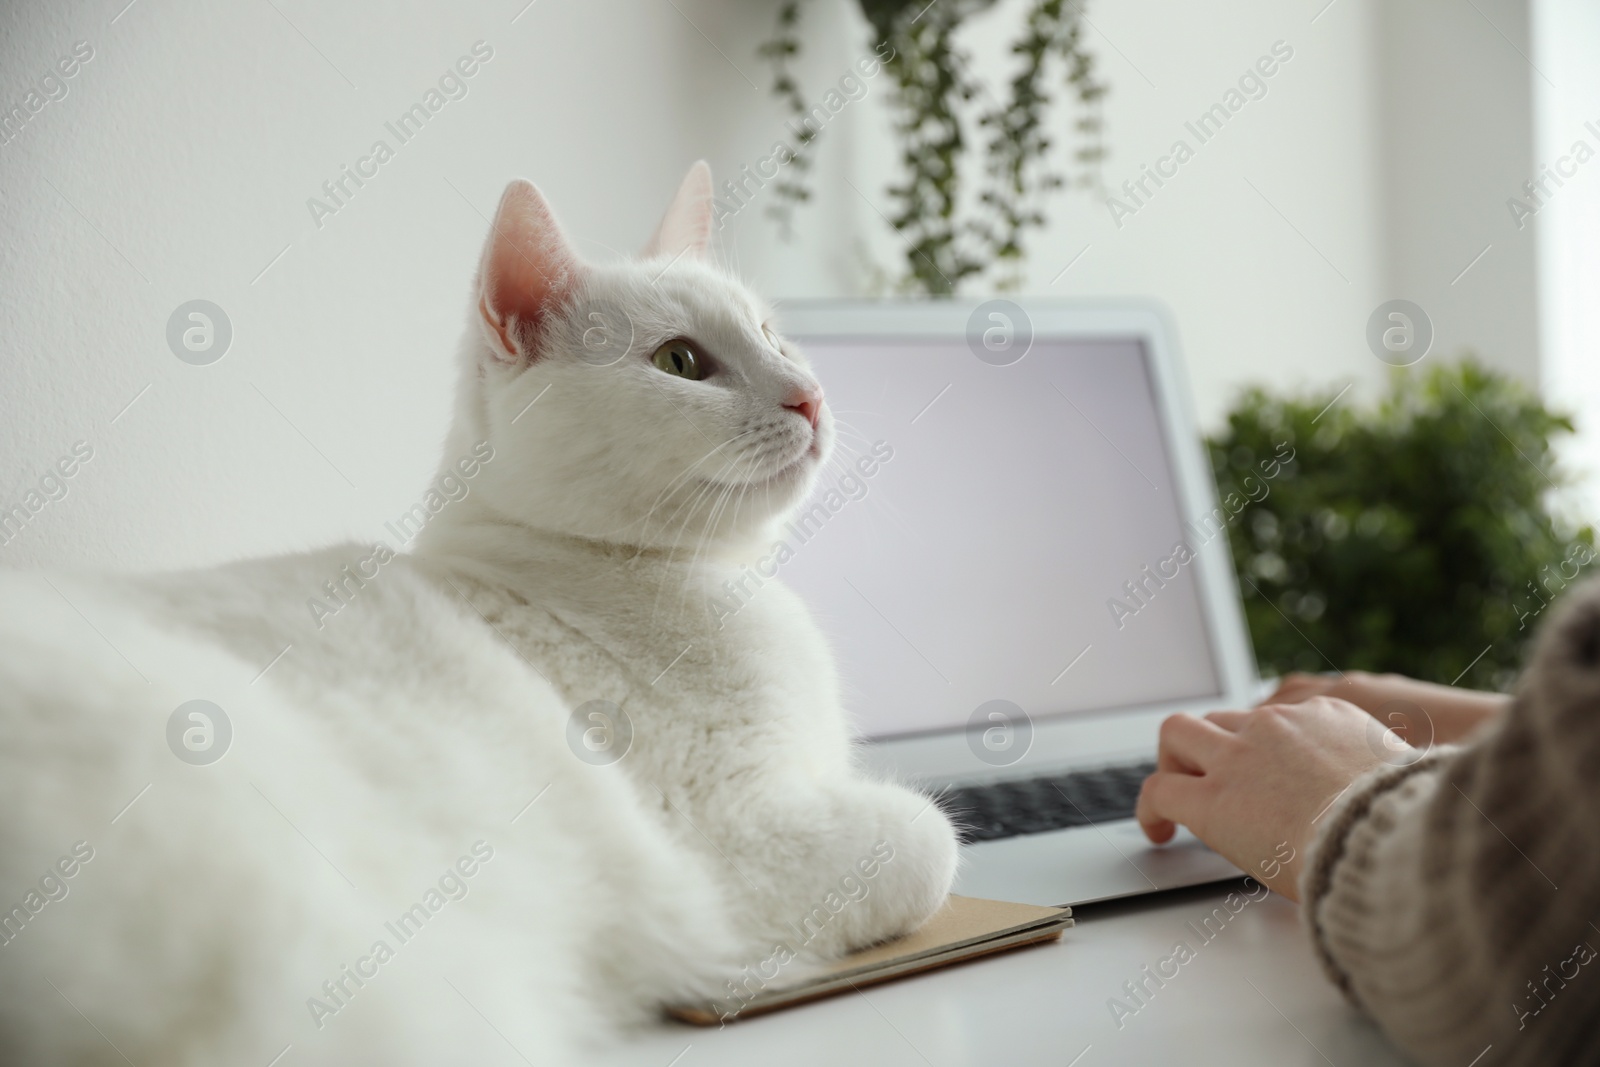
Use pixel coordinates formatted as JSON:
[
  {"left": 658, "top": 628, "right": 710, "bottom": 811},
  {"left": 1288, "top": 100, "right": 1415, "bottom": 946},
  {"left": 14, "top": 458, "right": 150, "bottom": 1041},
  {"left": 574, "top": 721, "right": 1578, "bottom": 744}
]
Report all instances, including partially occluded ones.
[{"left": 776, "top": 299, "right": 1257, "bottom": 907}]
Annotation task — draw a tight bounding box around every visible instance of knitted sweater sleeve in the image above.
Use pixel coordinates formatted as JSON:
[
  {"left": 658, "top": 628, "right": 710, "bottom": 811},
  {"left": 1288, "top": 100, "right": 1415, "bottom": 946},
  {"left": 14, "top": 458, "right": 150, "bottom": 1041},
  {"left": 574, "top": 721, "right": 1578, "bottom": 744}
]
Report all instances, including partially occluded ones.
[{"left": 1301, "top": 581, "right": 1600, "bottom": 1067}]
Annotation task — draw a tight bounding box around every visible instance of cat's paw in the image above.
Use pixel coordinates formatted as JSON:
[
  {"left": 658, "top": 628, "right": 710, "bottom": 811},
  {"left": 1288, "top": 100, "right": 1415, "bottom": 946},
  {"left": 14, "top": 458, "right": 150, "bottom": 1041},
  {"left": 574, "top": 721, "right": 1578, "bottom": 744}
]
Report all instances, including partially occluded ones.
[
  {"left": 862, "top": 784, "right": 960, "bottom": 938},
  {"left": 802, "top": 781, "right": 958, "bottom": 956}
]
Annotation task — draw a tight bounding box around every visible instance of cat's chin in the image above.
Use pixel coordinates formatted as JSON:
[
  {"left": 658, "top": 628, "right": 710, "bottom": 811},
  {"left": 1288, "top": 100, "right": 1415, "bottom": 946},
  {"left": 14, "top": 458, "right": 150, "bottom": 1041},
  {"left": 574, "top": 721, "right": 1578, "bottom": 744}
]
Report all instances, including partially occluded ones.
[{"left": 717, "top": 448, "right": 819, "bottom": 497}]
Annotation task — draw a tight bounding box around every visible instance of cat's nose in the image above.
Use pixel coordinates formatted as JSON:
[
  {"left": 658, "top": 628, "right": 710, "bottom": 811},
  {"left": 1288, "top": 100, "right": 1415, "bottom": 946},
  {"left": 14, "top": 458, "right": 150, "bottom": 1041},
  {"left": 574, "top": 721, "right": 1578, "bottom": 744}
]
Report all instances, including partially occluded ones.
[{"left": 784, "top": 388, "right": 823, "bottom": 430}]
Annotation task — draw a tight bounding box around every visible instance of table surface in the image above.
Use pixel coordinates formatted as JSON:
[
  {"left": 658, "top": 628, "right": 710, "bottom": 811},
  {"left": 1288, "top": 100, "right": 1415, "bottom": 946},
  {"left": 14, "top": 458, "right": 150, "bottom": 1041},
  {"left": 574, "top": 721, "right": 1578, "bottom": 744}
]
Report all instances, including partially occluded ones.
[{"left": 598, "top": 882, "right": 1412, "bottom": 1067}]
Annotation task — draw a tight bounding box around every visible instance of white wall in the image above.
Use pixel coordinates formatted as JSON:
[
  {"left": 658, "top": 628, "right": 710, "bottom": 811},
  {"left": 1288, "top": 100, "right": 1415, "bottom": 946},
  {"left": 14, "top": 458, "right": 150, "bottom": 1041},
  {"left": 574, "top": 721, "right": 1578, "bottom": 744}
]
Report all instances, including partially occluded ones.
[
  {"left": 1373, "top": 0, "right": 1540, "bottom": 388},
  {"left": 0, "top": 0, "right": 1544, "bottom": 571},
  {"left": 1533, "top": 0, "right": 1600, "bottom": 517},
  {"left": 1, "top": 0, "right": 716, "bottom": 570},
  {"left": 960, "top": 0, "right": 1391, "bottom": 424}
]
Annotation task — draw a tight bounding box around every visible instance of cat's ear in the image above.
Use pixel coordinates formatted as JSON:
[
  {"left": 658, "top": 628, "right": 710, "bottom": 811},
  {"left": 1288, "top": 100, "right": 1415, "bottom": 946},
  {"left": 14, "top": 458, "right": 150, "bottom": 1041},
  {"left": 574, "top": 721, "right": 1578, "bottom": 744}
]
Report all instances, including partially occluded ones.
[
  {"left": 642, "top": 161, "right": 714, "bottom": 261},
  {"left": 477, "top": 179, "right": 581, "bottom": 363}
]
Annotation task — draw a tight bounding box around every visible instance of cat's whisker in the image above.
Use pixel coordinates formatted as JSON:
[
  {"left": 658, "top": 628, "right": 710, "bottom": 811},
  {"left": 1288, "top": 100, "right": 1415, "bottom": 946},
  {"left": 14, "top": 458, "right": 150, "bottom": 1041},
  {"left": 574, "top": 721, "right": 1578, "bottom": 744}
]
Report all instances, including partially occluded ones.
[
  {"left": 829, "top": 428, "right": 875, "bottom": 453},
  {"left": 649, "top": 454, "right": 742, "bottom": 620},
  {"left": 634, "top": 430, "right": 760, "bottom": 546},
  {"left": 644, "top": 436, "right": 760, "bottom": 552},
  {"left": 660, "top": 459, "right": 734, "bottom": 534},
  {"left": 692, "top": 445, "right": 767, "bottom": 574},
  {"left": 826, "top": 408, "right": 892, "bottom": 418},
  {"left": 827, "top": 417, "right": 876, "bottom": 448},
  {"left": 661, "top": 465, "right": 746, "bottom": 621},
  {"left": 691, "top": 461, "right": 748, "bottom": 572},
  {"left": 812, "top": 444, "right": 861, "bottom": 494},
  {"left": 650, "top": 448, "right": 751, "bottom": 619}
]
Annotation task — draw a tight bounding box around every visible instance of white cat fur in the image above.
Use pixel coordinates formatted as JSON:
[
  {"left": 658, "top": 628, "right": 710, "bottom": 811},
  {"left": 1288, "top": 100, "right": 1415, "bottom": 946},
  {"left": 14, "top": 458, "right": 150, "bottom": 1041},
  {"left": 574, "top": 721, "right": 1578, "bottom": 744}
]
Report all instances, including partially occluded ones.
[{"left": 0, "top": 162, "right": 959, "bottom": 1066}]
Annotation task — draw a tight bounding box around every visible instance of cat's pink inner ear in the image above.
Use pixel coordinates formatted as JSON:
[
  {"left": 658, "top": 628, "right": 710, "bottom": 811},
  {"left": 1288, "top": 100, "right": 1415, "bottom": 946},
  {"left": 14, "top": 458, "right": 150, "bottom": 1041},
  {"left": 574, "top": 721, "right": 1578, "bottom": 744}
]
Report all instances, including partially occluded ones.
[
  {"left": 642, "top": 161, "right": 714, "bottom": 261},
  {"left": 478, "top": 179, "right": 579, "bottom": 362}
]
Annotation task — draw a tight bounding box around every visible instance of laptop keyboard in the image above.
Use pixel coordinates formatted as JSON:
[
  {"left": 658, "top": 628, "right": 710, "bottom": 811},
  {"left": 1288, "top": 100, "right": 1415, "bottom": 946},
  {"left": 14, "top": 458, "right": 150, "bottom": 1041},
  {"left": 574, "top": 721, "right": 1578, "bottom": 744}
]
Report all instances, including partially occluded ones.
[{"left": 937, "top": 760, "right": 1157, "bottom": 842}]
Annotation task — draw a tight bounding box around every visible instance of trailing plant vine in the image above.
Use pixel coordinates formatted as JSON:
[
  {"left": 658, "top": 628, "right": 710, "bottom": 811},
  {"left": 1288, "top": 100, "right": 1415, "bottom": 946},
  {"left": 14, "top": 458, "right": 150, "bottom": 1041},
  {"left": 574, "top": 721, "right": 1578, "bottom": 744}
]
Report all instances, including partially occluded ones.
[
  {"left": 760, "top": 0, "right": 1105, "bottom": 295},
  {"left": 755, "top": 2, "right": 819, "bottom": 228}
]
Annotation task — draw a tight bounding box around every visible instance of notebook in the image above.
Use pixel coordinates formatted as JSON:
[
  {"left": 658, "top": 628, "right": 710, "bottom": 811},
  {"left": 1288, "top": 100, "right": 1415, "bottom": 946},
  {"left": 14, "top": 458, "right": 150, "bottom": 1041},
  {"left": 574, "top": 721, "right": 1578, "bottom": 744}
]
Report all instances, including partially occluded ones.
[{"left": 668, "top": 895, "right": 1073, "bottom": 1025}]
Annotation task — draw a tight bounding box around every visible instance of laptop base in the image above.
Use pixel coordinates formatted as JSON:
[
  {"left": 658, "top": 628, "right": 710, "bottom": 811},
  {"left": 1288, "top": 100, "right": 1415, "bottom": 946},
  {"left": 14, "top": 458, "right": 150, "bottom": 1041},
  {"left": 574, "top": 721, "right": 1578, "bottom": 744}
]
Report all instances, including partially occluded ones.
[{"left": 954, "top": 821, "right": 1245, "bottom": 908}]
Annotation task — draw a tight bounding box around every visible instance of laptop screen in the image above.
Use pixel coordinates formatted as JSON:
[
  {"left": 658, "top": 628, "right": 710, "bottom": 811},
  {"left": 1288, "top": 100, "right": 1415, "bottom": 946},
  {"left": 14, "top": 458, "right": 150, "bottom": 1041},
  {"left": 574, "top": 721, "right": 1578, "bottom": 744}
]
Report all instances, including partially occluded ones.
[{"left": 780, "top": 335, "right": 1223, "bottom": 740}]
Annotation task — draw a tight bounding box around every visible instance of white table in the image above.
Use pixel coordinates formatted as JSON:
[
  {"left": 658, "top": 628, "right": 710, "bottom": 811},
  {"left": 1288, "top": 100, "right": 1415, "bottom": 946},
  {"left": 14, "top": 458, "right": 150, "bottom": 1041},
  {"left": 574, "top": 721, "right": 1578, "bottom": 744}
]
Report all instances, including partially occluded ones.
[{"left": 599, "top": 883, "right": 1410, "bottom": 1066}]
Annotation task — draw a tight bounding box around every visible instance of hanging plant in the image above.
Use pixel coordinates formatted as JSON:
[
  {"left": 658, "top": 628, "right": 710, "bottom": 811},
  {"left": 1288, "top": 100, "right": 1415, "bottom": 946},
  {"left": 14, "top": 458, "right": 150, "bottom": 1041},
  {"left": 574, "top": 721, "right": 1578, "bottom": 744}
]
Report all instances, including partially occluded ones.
[{"left": 760, "top": 0, "right": 1106, "bottom": 295}]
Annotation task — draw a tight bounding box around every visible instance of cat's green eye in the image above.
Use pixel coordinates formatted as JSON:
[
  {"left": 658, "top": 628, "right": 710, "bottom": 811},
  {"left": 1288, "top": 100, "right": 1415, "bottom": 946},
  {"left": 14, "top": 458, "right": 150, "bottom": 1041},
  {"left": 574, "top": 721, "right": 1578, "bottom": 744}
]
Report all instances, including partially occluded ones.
[{"left": 651, "top": 340, "right": 705, "bottom": 381}]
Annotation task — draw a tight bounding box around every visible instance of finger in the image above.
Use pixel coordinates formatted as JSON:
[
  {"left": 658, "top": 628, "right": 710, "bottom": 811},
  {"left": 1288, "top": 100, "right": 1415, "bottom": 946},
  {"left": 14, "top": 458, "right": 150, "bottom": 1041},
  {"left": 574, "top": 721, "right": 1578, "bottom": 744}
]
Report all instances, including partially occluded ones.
[
  {"left": 1136, "top": 771, "right": 1212, "bottom": 843},
  {"left": 1203, "top": 709, "right": 1251, "bottom": 732},
  {"left": 1157, "top": 739, "right": 1202, "bottom": 775},
  {"left": 1156, "top": 713, "right": 1234, "bottom": 773},
  {"left": 1257, "top": 676, "right": 1318, "bottom": 706},
  {"left": 1363, "top": 700, "right": 1430, "bottom": 746},
  {"left": 1257, "top": 683, "right": 1290, "bottom": 706},
  {"left": 1256, "top": 687, "right": 1295, "bottom": 707}
]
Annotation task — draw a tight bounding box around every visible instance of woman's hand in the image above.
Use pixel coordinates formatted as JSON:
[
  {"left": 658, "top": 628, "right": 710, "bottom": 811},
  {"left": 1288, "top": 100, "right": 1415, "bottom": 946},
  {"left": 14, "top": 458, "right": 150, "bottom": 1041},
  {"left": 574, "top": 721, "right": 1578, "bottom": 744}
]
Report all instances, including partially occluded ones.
[
  {"left": 1260, "top": 670, "right": 1507, "bottom": 746},
  {"left": 1135, "top": 697, "right": 1394, "bottom": 900}
]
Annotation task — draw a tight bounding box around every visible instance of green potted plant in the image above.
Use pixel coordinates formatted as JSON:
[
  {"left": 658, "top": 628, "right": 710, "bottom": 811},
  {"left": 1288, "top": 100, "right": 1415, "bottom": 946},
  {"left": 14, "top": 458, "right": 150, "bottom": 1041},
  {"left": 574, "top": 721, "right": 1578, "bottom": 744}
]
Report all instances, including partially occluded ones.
[{"left": 1207, "top": 360, "right": 1595, "bottom": 692}]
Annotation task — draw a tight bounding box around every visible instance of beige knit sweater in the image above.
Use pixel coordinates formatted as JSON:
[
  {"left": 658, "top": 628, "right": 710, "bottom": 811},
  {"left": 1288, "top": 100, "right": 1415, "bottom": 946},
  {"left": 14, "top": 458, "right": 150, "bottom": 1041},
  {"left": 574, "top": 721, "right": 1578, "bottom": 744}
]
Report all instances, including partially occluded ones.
[{"left": 1302, "top": 579, "right": 1600, "bottom": 1066}]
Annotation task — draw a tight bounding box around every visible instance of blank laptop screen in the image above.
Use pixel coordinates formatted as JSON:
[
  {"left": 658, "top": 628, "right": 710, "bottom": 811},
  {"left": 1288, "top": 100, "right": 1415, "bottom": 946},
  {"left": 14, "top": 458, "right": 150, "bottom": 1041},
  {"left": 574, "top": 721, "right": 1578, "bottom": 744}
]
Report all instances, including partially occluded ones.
[{"left": 778, "top": 335, "right": 1223, "bottom": 740}]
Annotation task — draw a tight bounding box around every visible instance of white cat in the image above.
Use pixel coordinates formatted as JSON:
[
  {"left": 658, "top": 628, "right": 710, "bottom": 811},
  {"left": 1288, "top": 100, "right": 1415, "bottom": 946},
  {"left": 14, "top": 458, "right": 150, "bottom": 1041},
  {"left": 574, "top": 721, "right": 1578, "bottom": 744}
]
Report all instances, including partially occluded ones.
[{"left": 0, "top": 163, "right": 959, "bottom": 1066}]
